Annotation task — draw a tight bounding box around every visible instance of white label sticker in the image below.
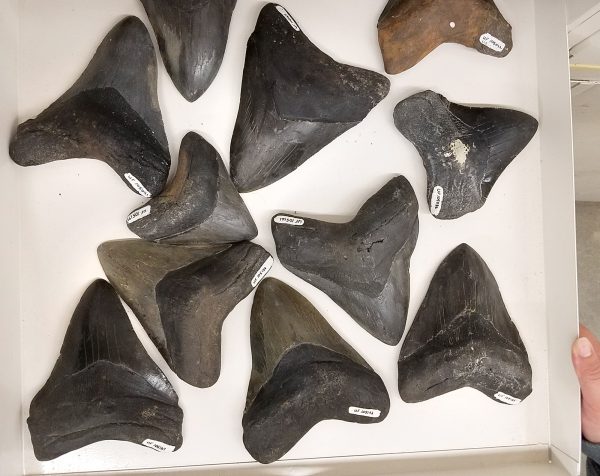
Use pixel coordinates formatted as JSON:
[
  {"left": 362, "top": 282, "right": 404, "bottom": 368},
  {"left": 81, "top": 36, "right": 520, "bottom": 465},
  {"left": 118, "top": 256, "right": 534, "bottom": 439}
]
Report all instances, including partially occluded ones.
[
  {"left": 349, "top": 407, "right": 381, "bottom": 418},
  {"left": 142, "top": 439, "right": 175, "bottom": 452},
  {"left": 125, "top": 173, "right": 152, "bottom": 198},
  {"left": 127, "top": 205, "right": 151, "bottom": 224},
  {"left": 274, "top": 215, "right": 304, "bottom": 226},
  {"left": 494, "top": 392, "right": 522, "bottom": 405},
  {"left": 480, "top": 33, "right": 505, "bottom": 53},
  {"left": 430, "top": 186, "right": 444, "bottom": 217},
  {"left": 252, "top": 256, "right": 274, "bottom": 288},
  {"left": 276, "top": 5, "right": 300, "bottom": 31}
]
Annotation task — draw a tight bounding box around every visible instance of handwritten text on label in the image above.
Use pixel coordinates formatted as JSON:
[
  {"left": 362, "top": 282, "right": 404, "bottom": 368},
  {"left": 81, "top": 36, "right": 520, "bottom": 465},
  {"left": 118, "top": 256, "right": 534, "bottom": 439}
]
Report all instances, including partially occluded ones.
[
  {"left": 494, "top": 392, "right": 521, "bottom": 405},
  {"left": 125, "top": 173, "right": 152, "bottom": 198},
  {"left": 430, "top": 186, "right": 444, "bottom": 217},
  {"left": 480, "top": 33, "right": 505, "bottom": 53},
  {"left": 252, "top": 257, "right": 274, "bottom": 288},
  {"left": 276, "top": 5, "right": 300, "bottom": 31},
  {"left": 274, "top": 215, "right": 304, "bottom": 226},
  {"left": 127, "top": 205, "right": 151, "bottom": 224},
  {"left": 349, "top": 406, "right": 381, "bottom": 418},
  {"left": 142, "top": 439, "right": 175, "bottom": 452}
]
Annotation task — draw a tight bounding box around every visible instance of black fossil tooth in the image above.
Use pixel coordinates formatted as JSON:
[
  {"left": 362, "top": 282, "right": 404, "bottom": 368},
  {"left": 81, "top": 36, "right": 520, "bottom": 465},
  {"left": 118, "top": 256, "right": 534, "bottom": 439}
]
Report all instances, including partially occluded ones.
[
  {"left": 140, "top": 0, "right": 237, "bottom": 101},
  {"left": 378, "top": 0, "right": 513, "bottom": 75},
  {"left": 243, "top": 278, "right": 390, "bottom": 464},
  {"left": 9, "top": 17, "right": 170, "bottom": 197},
  {"left": 272, "top": 176, "right": 419, "bottom": 345},
  {"left": 127, "top": 132, "right": 257, "bottom": 244},
  {"left": 27, "top": 280, "right": 183, "bottom": 461},
  {"left": 398, "top": 244, "right": 532, "bottom": 405},
  {"left": 98, "top": 240, "right": 273, "bottom": 388},
  {"left": 230, "top": 3, "right": 390, "bottom": 193},
  {"left": 394, "top": 90, "right": 538, "bottom": 220}
]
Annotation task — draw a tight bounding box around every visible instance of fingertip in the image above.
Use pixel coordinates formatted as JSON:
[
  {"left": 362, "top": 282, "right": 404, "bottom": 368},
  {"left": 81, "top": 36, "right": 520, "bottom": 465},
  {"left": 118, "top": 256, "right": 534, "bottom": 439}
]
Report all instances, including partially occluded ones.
[{"left": 575, "top": 337, "right": 594, "bottom": 359}]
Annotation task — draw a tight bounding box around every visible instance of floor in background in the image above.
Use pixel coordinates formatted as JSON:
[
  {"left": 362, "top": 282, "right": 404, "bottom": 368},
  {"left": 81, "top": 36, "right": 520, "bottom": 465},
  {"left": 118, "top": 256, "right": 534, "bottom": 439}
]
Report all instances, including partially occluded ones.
[{"left": 577, "top": 201, "right": 600, "bottom": 476}]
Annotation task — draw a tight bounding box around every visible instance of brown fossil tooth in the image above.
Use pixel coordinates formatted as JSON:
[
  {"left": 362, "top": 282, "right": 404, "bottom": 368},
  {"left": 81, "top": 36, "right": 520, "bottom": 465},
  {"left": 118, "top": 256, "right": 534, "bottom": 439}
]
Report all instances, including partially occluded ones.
[{"left": 378, "top": 0, "right": 513, "bottom": 74}]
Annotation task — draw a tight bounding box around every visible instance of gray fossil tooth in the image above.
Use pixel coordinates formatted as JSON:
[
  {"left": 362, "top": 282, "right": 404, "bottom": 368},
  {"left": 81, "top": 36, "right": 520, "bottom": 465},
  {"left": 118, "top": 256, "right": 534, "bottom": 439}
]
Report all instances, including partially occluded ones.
[
  {"left": 98, "top": 240, "right": 273, "bottom": 388},
  {"left": 9, "top": 17, "right": 170, "bottom": 197},
  {"left": 230, "top": 3, "right": 390, "bottom": 193},
  {"left": 27, "top": 280, "right": 183, "bottom": 461},
  {"left": 243, "top": 278, "right": 390, "bottom": 464},
  {"left": 272, "top": 176, "right": 419, "bottom": 345},
  {"left": 127, "top": 132, "right": 257, "bottom": 245},
  {"left": 398, "top": 244, "right": 532, "bottom": 404},
  {"left": 378, "top": 0, "right": 513, "bottom": 75},
  {"left": 394, "top": 90, "right": 538, "bottom": 220},
  {"left": 140, "top": 0, "right": 237, "bottom": 101}
]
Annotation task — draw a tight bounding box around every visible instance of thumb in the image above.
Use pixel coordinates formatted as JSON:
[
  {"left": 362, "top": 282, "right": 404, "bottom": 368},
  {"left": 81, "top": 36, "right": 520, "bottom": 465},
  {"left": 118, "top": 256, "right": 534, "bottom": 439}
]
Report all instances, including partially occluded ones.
[{"left": 573, "top": 336, "right": 600, "bottom": 443}]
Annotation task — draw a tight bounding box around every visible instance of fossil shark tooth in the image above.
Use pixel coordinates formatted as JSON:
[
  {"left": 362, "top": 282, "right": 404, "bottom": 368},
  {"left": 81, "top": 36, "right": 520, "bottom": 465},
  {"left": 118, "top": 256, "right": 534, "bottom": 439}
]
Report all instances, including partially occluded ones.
[
  {"left": 272, "top": 176, "right": 418, "bottom": 345},
  {"left": 27, "top": 280, "right": 183, "bottom": 461},
  {"left": 9, "top": 17, "right": 170, "bottom": 197},
  {"left": 394, "top": 90, "right": 538, "bottom": 220},
  {"left": 127, "top": 132, "right": 257, "bottom": 245},
  {"left": 140, "top": 0, "right": 237, "bottom": 101},
  {"left": 243, "top": 278, "right": 389, "bottom": 464},
  {"left": 398, "top": 244, "right": 532, "bottom": 405},
  {"left": 230, "top": 3, "right": 390, "bottom": 193},
  {"left": 98, "top": 240, "right": 272, "bottom": 388},
  {"left": 378, "top": 0, "right": 513, "bottom": 74}
]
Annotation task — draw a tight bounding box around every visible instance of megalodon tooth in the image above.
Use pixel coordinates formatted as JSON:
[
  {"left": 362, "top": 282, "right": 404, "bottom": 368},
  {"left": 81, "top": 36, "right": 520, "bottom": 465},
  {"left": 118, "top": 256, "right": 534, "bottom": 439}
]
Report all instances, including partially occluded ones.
[
  {"left": 378, "top": 0, "right": 513, "bottom": 74},
  {"left": 230, "top": 3, "right": 390, "bottom": 193},
  {"left": 98, "top": 239, "right": 273, "bottom": 388},
  {"left": 398, "top": 244, "right": 532, "bottom": 405},
  {"left": 140, "top": 0, "right": 237, "bottom": 101},
  {"left": 127, "top": 131, "right": 257, "bottom": 245},
  {"left": 272, "top": 176, "right": 419, "bottom": 345},
  {"left": 394, "top": 90, "right": 538, "bottom": 220},
  {"left": 243, "top": 278, "right": 390, "bottom": 464},
  {"left": 27, "top": 280, "right": 183, "bottom": 461},
  {"left": 9, "top": 17, "right": 170, "bottom": 197}
]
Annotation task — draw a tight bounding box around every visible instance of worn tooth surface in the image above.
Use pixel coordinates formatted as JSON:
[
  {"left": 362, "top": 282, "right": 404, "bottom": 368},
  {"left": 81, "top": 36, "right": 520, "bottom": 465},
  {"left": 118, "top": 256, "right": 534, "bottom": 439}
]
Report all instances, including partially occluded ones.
[
  {"left": 27, "top": 280, "right": 183, "bottom": 461},
  {"left": 378, "top": 0, "right": 513, "bottom": 74},
  {"left": 272, "top": 176, "right": 418, "bottom": 345},
  {"left": 98, "top": 240, "right": 273, "bottom": 388},
  {"left": 230, "top": 3, "right": 390, "bottom": 193},
  {"left": 9, "top": 17, "right": 170, "bottom": 197},
  {"left": 394, "top": 90, "right": 538, "bottom": 220},
  {"left": 140, "top": 0, "right": 237, "bottom": 101},
  {"left": 243, "top": 278, "right": 390, "bottom": 464},
  {"left": 127, "top": 132, "right": 257, "bottom": 245},
  {"left": 398, "top": 244, "right": 532, "bottom": 405}
]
